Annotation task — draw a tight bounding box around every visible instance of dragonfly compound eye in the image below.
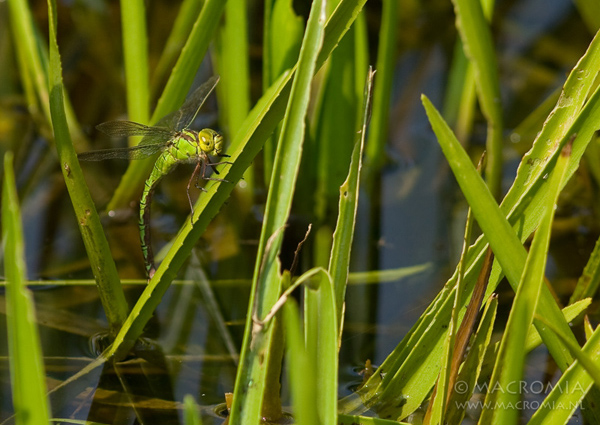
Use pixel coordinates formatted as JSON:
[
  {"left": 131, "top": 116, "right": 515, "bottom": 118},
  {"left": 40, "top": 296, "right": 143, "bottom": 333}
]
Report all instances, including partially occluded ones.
[
  {"left": 212, "top": 134, "right": 224, "bottom": 156},
  {"left": 198, "top": 129, "right": 217, "bottom": 153}
]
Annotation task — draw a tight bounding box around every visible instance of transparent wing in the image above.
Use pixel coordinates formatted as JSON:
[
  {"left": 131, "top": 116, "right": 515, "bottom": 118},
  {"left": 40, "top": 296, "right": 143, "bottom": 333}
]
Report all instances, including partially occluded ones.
[
  {"left": 155, "top": 76, "right": 220, "bottom": 132},
  {"left": 78, "top": 143, "right": 168, "bottom": 161},
  {"left": 96, "top": 120, "right": 175, "bottom": 147},
  {"left": 96, "top": 120, "right": 172, "bottom": 138}
]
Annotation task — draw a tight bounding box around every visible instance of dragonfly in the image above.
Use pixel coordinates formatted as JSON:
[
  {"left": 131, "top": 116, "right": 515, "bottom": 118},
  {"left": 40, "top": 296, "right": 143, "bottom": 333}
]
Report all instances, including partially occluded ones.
[{"left": 79, "top": 76, "right": 231, "bottom": 279}]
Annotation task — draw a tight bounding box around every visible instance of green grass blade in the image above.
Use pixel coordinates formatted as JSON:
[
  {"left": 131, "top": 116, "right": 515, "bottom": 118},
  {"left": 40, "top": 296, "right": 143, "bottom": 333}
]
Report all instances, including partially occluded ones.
[
  {"left": 262, "top": 0, "right": 304, "bottom": 182},
  {"left": 527, "top": 325, "right": 600, "bottom": 425},
  {"left": 347, "top": 264, "right": 431, "bottom": 284},
  {"left": 3, "top": 152, "right": 51, "bottom": 425},
  {"left": 304, "top": 269, "right": 338, "bottom": 424},
  {"left": 311, "top": 24, "right": 363, "bottom": 237},
  {"left": 120, "top": 0, "right": 150, "bottom": 128},
  {"left": 339, "top": 277, "right": 585, "bottom": 420},
  {"left": 442, "top": 38, "right": 470, "bottom": 128},
  {"left": 451, "top": 0, "right": 503, "bottom": 197},
  {"left": 481, "top": 141, "right": 571, "bottom": 425},
  {"left": 217, "top": 0, "right": 253, "bottom": 203},
  {"left": 6, "top": 0, "right": 50, "bottom": 122},
  {"left": 445, "top": 296, "right": 498, "bottom": 425},
  {"left": 525, "top": 299, "right": 591, "bottom": 351},
  {"left": 268, "top": 0, "right": 304, "bottom": 82},
  {"left": 219, "top": 0, "right": 251, "bottom": 139},
  {"left": 428, "top": 172, "right": 480, "bottom": 424},
  {"left": 443, "top": 0, "right": 494, "bottom": 140},
  {"left": 363, "top": 0, "right": 397, "bottom": 179},
  {"left": 230, "top": 0, "right": 326, "bottom": 422},
  {"left": 47, "top": 0, "right": 128, "bottom": 333},
  {"left": 422, "top": 93, "right": 595, "bottom": 369},
  {"left": 284, "top": 299, "right": 321, "bottom": 425},
  {"left": 150, "top": 0, "right": 204, "bottom": 97},
  {"left": 329, "top": 67, "right": 374, "bottom": 334},
  {"left": 183, "top": 395, "right": 204, "bottom": 425},
  {"left": 107, "top": 0, "right": 227, "bottom": 212},
  {"left": 262, "top": 0, "right": 274, "bottom": 88},
  {"left": 148, "top": 0, "right": 225, "bottom": 125},
  {"left": 570, "top": 235, "right": 600, "bottom": 302},
  {"left": 7, "top": 0, "right": 89, "bottom": 151},
  {"left": 352, "top": 11, "right": 369, "bottom": 98},
  {"left": 347, "top": 60, "right": 600, "bottom": 416},
  {"left": 535, "top": 315, "right": 600, "bottom": 386},
  {"left": 424, "top": 74, "right": 600, "bottom": 421},
  {"left": 502, "top": 28, "right": 600, "bottom": 220},
  {"left": 338, "top": 415, "right": 410, "bottom": 425}
]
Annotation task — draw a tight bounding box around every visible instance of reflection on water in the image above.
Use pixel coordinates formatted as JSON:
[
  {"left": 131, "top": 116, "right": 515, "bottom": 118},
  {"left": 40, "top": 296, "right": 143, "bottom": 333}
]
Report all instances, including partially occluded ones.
[{"left": 0, "top": 279, "right": 421, "bottom": 424}]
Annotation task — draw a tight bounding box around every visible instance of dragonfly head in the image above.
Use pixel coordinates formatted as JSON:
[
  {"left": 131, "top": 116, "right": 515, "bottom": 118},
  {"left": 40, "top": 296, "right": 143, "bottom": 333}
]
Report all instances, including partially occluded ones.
[{"left": 198, "top": 129, "right": 224, "bottom": 156}]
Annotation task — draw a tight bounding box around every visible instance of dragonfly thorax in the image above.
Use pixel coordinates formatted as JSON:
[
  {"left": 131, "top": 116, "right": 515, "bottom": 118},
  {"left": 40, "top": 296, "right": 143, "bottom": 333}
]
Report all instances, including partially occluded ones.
[{"left": 195, "top": 128, "right": 223, "bottom": 156}]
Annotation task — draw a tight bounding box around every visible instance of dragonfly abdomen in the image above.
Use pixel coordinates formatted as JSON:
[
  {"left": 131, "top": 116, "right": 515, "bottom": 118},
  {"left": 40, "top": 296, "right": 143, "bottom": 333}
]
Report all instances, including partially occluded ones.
[{"left": 138, "top": 153, "right": 180, "bottom": 279}]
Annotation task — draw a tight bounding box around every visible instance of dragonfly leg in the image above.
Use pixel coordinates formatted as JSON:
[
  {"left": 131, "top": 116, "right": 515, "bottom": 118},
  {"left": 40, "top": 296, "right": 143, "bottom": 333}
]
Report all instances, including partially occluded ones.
[
  {"left": 204, "top": 159, "right": 233, "bottom": 182},
  {"left": 209, "top": 160, "right": 234, "bottom": 175},
  {"left": 186, "top": 161, "right": 203, "bottom": 224},
  {"left": 192, "top": 160, "right": 210, "bottom": 191}
]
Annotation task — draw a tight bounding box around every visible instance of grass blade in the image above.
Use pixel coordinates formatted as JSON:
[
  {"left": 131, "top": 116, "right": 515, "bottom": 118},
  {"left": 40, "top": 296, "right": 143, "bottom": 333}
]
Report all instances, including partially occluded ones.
[
  {"left": 535, "top": 315, "right": 600, "bottom": 386},
  {"left": 310, "top": 18, "right": 364, "bottom": 239},
  {"left": 6, "top": 0, "right": 50, "bottom": 122},
  {"left": 480, "top": 140, "right": 571, "bottom": 424},
  {"left": 329, "top": 67, "right": 374, "bottom": 334},
  {"left": 3, "top": 152, "right": 51, "bottom": 425},
  {"left": 338, "top": 415, "right": 410, "bottom": 425},
  {"left": 284, "top": 299, "right": 321, "bottom": 425},
  {"left": 150, "top": 0, "right": 204, "bottom": 97},
  {"left": 120, "top": 0, "right": 150, "bottom": 128},
  {"left": 216, "top": 0, "right": 253, "bottom": 202},
  {"left": 527, "top": 324, "right": 600, "bottom": 425},
  {"left": 219, "top": 0, "right": 251, "bottom": 139},
  {"left": 570, "top": 235, "right": 600, "bottom": 302},
  {"left": 183, "top": 395, "right": 204, "bottom": 425},
  {"left": 7, "top": 0, "right": 88, "bottom": 150},
  {"left": 445, "top": 296, "right": 498, "bottom": 424},
  {"left": 304, "top": 269, "right": 338, "bottom": 424},
  {"left": 451, "top": 0, "right": 503, "bottom": 197},
  {"left": 47, "top": 0, "right": 128, "bottom": 332},
  {"left": 229, "top": 0, "right": 327, "bottom": 422},
  {"left": 525, "top": 298, "right": 591, "bottom": 351},
  {"left": 364, "top": 0, "right": 397, "bottom": 179},
  {"left": 422, "top": 92, "right": 594, "bottom": 370},
  {"left": 342, "top": 62, "right": 600, "bottom": 416},
  {"left": 262, "top": 0, "right": 304, "bottom": 182}
]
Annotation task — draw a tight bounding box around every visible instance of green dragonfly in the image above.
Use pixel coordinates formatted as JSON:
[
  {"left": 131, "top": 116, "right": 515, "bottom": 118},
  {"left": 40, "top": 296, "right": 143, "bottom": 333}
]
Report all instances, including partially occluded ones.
[{"left": 79, "top": 76, "right": 231, "bottom": 279}]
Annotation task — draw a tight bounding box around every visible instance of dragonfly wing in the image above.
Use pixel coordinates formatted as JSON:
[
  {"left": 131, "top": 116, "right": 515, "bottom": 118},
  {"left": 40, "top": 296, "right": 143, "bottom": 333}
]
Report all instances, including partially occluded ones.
[
  {"left": 156, "top": 76, "right": 220, "bottom": 131},
  {"left": 97, "top": 121, "right": 164, "bottom": 137},
  {"left": 78, "top": 143, "right": 168, "bottom": 161},
  {"left": 97, "top": 120, "right": 175, "bottom": 147}
]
